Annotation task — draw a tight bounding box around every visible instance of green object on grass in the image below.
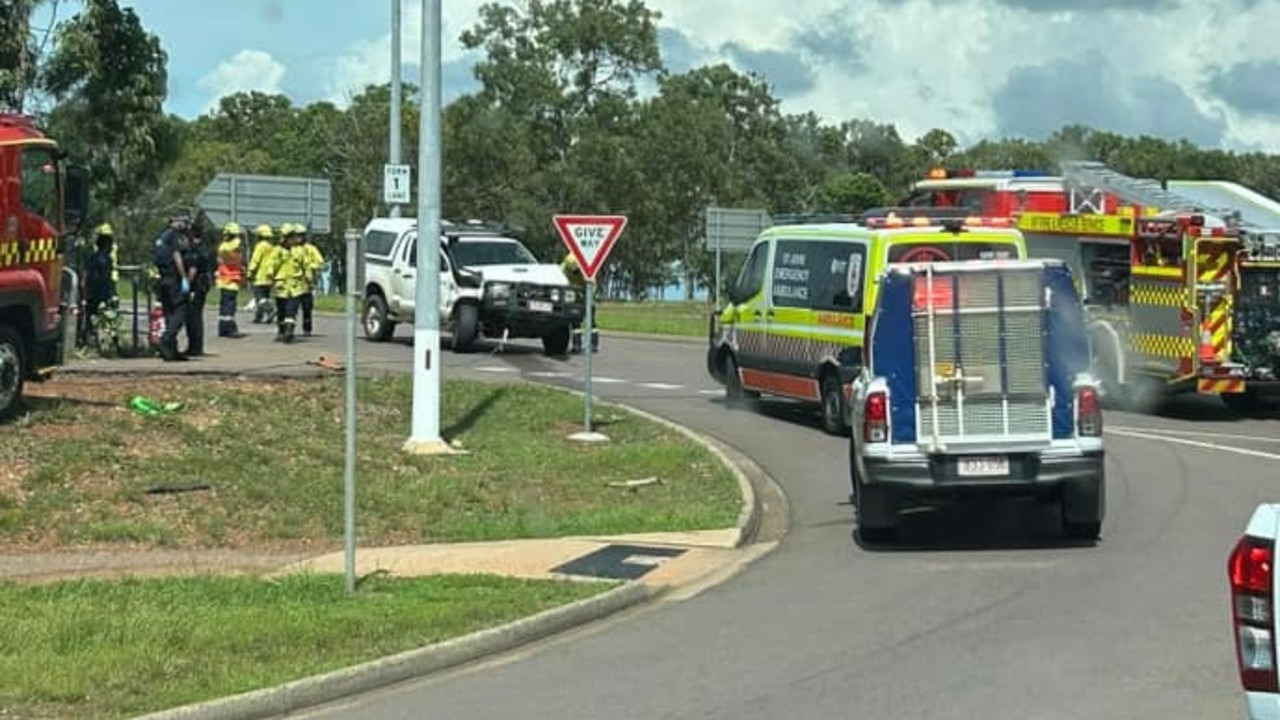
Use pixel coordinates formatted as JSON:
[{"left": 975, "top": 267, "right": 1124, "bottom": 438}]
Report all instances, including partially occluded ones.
[{"left": 128, "top": 395, "right": 183, "bottom": 416}]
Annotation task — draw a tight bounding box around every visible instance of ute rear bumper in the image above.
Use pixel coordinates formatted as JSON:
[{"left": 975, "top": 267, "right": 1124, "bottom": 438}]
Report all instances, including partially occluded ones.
[{"left": 862, "top": 446, "right": 1104, "bottom": 494}]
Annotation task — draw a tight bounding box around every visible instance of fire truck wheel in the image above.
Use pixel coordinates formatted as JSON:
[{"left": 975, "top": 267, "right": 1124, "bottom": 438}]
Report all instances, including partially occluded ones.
[
  {"left": 1221, "top": 390, "right": 1263, "bottom": 417},
  {"left": 0, "top": 325, "right": 25, "bottom": 420}
]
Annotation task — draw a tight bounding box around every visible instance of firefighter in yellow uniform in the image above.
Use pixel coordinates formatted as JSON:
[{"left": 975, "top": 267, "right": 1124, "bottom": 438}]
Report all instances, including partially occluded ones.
[
  {"left": 561, "top": 253, "right": 597, "bottom": 354},
  {"left": 247, "top": 224, "right": 277, "bottom": 323},
  {"left": 294, "top": 224, "right": 325, "bottom": 336},
  {"left": 215, "top": 222, "right": 247, "bottom": 338},
  {"left": 269, "top": 223, "right": 308, "bottom": 343}
]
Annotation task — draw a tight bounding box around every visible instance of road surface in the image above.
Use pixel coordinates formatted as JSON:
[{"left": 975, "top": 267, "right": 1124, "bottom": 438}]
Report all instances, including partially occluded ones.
[{"left": 281, "top": 317, "right": 1267, "bottom": 719}]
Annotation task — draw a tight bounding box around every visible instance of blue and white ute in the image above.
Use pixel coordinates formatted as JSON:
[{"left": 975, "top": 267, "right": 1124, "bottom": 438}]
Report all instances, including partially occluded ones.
[{"left": 848, "top": 258, "right": 1106, "bottom": 542}]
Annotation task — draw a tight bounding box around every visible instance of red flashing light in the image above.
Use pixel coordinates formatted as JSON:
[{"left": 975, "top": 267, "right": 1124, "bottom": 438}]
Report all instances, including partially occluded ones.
[{"left": 863, "top": 391, "right": 888, "bottom": 443}]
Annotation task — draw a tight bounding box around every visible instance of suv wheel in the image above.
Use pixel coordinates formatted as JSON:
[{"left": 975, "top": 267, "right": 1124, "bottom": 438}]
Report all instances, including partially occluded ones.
[
  {"left": 453, "top": 303, "right": 479, "bottom": 353},
  {"left": 0, "top": 326, "right": 26, "bottom": 420},
  {"left": 363, "top": 295, "right": 395, "bottom": 342},
  {"left": 542, "top": 325, "right": 570, "bottom": 356}
]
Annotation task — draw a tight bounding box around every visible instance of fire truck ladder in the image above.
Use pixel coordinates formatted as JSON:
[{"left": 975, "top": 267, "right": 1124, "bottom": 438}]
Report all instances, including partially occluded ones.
[{"left": 1059, "top": 160, "right": 1214, "bottom": 215}]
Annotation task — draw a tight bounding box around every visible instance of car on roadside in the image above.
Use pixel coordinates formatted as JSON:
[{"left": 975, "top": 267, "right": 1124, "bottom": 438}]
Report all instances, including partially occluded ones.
[
  {"left": 847, "top": 258, "right": 1106, "bottom": 542},
  {"left": 360, "top": 217, "right": 584, "bottom": 355},
  {"left": 1229, "top": 504, "right": 1280, "bottom": 719}
]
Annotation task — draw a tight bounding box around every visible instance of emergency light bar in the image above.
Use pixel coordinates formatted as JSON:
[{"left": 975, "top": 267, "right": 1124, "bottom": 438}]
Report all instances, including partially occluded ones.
[
  {"left": 925, "top": 167, "right": 1051, "bottom": 180},
  {"left": 864, "top": 214, "right": 1014, "bottom": 229}
]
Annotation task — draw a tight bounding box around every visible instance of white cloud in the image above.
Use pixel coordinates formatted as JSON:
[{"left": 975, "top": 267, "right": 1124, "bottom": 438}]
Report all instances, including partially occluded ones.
[
  {"left": 294, "top": 0, "right": 1280, "bottom": 150},
  {"left": 321, "top": 0, "right": 481, "bottom": 105},
  {"left": 197, "top": 49, "right": 288, "bottom": 113}
]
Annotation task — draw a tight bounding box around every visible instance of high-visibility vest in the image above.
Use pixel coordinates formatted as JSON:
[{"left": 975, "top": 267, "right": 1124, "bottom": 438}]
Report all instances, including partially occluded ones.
[{"left": 215, "top": 238, "right": 245, "bottom": 290}]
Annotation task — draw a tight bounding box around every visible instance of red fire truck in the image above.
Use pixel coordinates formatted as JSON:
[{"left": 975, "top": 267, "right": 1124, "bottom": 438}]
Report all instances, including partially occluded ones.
[{"left": 0, "top": 114, "right": 89, "bottom": 418}]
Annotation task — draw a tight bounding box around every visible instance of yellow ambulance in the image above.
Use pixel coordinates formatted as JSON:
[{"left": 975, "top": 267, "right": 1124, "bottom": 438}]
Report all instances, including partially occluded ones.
[{"left": 706, "top": 215, "right": 1029, "bottom": 434}]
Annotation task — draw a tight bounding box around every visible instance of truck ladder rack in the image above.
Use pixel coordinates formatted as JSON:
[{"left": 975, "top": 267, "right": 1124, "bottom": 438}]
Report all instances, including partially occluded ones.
[{"left": 1060, "top": 160, "right": 1215, "bottom": 214}]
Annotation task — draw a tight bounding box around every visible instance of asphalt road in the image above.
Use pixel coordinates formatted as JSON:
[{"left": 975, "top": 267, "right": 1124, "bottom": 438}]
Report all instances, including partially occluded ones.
[{"left": 295, "top": 316, "right": 1273, "bottom": 720}]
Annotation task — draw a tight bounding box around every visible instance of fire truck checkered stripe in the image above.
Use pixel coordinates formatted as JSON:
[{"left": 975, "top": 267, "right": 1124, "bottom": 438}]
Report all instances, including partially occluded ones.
[
  {"left": 1131, "top": 282, "right": 1183, "bottom": 307},
  {"left": 0, "top": 241, "right": 18, "bottom": 267},
  {"left": 0, "top": 238, "right": 57, "bottom": 267},
  {"left": 1133, "top": 333, "right": 1194, "bottom": 359}
]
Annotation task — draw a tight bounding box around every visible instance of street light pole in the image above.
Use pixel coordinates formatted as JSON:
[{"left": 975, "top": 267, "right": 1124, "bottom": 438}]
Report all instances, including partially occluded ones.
[
  {"left": 404, "top": 0, "right": 450, "bottom": 455},
  {"left": 388, "top": 0, "right": 402, "bottom": 218}
]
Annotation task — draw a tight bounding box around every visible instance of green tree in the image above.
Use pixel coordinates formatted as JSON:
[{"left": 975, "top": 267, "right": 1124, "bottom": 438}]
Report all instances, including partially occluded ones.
[{"left": 815, "top": 172, "right": 890, "bottom": 213}]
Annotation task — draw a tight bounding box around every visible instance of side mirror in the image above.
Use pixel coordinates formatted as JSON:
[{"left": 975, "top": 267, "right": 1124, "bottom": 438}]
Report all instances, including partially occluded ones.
[{"left": 64, "top": 164, "right": 90, "bottom": 235}]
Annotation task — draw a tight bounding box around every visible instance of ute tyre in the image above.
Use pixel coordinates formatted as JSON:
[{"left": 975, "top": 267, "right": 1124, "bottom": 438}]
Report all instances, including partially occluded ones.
[
  {"left": 0, "top": 325, "right": 26, "bottom": 420},
  {"left": 1064, "top": 520, "right": 1102, "bottom": 541},
  {"left": 1061, "top": 477, "right": 1104, "bottom": 542},
  {"left": 363, "top": 295, "right": 395, "bottom": 342},
  {"left": 543, "top": 325, "right": 571, "bottom": 356},
  {"left": 820, "top": 372, "right": 848, "bottom": 436},
  {"left": 453, "top": 303, "right": 479, "bottom": 353},
  {"left": 851, "top": 443, "right": 897, "bottom": 543}
]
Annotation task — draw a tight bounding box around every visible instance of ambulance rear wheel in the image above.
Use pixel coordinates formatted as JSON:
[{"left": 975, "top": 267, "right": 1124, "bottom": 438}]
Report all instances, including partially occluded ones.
[
  {"left": 722, "top": 354, "right": 757, "bottom": 408},
  {"left": 819, "top": 372, "right": 848, "bottom": 436}
]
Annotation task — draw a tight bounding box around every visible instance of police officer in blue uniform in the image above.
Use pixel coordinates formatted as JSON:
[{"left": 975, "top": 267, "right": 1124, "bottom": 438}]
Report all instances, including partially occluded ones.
[{"left": 153, "top": 218, "right": 192, "bottom": 362}]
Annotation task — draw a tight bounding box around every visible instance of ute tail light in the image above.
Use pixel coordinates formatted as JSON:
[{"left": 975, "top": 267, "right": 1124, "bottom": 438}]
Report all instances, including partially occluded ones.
[
  {"left": 1076, "top": 386, "right": 1101, "bottom": 437},
  {"left": 1230, "top": 535, "right": 1278, "bottom": 693},
  {"left": 863, "top": 391, "right": 888, "bottom": 443}
]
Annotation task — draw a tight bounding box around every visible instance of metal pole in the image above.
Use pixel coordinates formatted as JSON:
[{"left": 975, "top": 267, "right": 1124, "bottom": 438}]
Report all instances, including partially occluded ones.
[
  {"left": 583, "top": 281, "right": 594, "bottom": 432},
  {"left": 406, "top": 0, "right": 445, "bottom": 452},
  {"left": 388, "top": 0, "right": 403, "bottom": 218},
  {"left": 344, "top": 231, "right": 359, "bottom": 594}
]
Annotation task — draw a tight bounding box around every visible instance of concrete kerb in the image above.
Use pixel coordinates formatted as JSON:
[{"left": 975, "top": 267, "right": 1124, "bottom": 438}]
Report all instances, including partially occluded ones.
[
  {"left": 129, "top": 582, "right": 654, "bottom": 720},
  {"left": 46, "top": 367, "right": 768, "bottom": 720}
]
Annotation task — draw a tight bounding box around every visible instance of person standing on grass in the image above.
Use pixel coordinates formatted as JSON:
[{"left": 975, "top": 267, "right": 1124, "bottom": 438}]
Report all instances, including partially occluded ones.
[
  {"left": 215, "top": 222, "right": 247, "bottom": 338},
  {"left": 561, "top": 253, "right": 598, "bottom": 354},
  {"left": 247, "top": 224, "right": 277, "bottom": 323}
]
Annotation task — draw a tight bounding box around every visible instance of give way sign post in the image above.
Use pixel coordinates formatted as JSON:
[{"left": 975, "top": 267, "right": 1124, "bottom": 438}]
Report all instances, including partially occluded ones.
[{"left": 553, "top": 214, "right": 627, "bottom": 442}]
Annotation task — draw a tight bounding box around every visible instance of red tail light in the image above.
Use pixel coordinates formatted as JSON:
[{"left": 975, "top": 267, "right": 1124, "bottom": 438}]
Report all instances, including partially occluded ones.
[
  {"left": 863, "top": 391, "right": 887, "bottom": 443},
  {"left": 1076, "top": 386, "right": 1101, "bottom": 437},
  {"left": 1230, "top": 535, "right": 1278, "bottom": 692}
]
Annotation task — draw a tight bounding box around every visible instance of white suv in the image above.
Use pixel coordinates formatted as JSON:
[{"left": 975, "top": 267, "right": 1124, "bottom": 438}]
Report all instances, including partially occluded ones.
[{"left": 360, "top": 218, "right": 584, "bottom": 355}]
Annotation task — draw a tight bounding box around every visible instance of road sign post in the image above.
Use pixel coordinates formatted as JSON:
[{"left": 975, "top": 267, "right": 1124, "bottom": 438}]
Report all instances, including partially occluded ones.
[
  {"left": 343, "top": 229, "right": 362, "bottom": 594},
  {"left": 383, "top": 164, "right": 411, "bottom": 206},
  {"left": 553, "top": 214, "right": 627, "bottom": 444}
]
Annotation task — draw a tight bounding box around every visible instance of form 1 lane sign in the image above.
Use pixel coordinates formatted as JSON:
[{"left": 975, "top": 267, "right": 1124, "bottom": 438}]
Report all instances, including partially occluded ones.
[{"left": 553, "top": 215, "right": 627, "bottom": 282}]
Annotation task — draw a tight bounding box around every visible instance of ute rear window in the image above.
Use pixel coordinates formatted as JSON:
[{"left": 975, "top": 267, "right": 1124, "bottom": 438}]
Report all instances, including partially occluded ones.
[{"left": 888, "top": 242, "right": 1018, "bottom": 265}]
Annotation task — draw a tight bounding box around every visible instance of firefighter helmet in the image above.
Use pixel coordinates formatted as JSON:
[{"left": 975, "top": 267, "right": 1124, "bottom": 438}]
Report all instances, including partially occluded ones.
[
  {"left": 95, "top": 222, "right": 113, "bottom": 237},
  {"left": 223, "top": 221, "right": 242, "bottom": 237},
  {"left": 255, "top": 224, "right": 274, "bottom": 238}
]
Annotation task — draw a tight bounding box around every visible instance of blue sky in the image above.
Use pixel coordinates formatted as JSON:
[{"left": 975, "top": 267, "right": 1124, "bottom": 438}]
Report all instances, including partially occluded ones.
[{"left": 69, "top": 0, "right": 1280, "bottom": 150}]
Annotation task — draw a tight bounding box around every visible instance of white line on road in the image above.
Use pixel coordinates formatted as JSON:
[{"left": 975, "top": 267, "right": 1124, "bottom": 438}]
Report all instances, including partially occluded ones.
[
  {"left": 699, "top": 389, "right": 722, "bottom": 395},
  {"left": 638, "top": 382, "right": 684, "bottom": 390},
  {"left": 1108, "top": 425, "right": 1280, "bottom": 444},
  {"left": 474, "top": 366, "right": 516, "bottom": 373},
  {"left": 1107, "top": 428, "right": 1280, "bottom": 461},
  {"left": 526, "top": 371, "right": 570, "bottom": 378},
  {"left": 588, "top": 377, "right": 627, "bottom": 384}
]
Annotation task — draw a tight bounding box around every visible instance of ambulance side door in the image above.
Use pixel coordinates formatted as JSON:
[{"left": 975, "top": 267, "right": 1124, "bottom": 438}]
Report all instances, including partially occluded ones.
[{"left": 727, "top": 237, "right": 773, "bottom": 376}]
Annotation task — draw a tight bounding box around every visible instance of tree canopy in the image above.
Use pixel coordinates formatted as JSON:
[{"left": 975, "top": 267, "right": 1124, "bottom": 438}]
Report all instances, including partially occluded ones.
[{"left": 5, "top": 0, "right": 1280, "bottom": 298}]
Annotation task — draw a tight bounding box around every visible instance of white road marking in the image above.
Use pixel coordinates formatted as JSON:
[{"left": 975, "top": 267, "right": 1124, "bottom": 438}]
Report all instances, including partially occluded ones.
[
  {"left": 699, "top": 389, "right": 723, "bottom": 395},
  {"left": 1108, "top": 425, "right": 1280, "bottom": 444},
  {"left": 638, "top": 382, "right": 684, "bottom": 390},
  {"left": 1108, "top": 428, "right": 1280, "bottom": 461},
  {"left": 589, "top": 377, "right": 627, "bottom": 384},
  {"left": 474, "top": 365, "right": 516, "bottom": 373},
  {"left": 527, "top": 371, "right": 570, "bottom": 378}
]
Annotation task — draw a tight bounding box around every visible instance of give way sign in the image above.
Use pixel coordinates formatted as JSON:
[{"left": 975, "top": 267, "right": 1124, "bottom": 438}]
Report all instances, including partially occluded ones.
[{"left": 553, "top": 214, "right": 627, "bottom": 282}]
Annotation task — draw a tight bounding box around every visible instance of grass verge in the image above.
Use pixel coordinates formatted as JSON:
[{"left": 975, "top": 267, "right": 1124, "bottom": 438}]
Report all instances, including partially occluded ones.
[
  {"left": 313, "top": 295, "right": 710, "bottom": 338},
  {"left": 0, "top": 572, "right": 609, "bottom": 719},
  {"left": 5, "top": 375, "right": 741, "bottom": 550}
]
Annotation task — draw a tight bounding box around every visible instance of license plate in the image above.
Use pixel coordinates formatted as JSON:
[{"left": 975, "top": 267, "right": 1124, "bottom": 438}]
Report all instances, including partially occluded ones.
[
  {"left": 528, "top": 300, "right": 553, "bottom": 313},
  {"left": 957, "top": 456, "right": 1009, "bottom": 477}
]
